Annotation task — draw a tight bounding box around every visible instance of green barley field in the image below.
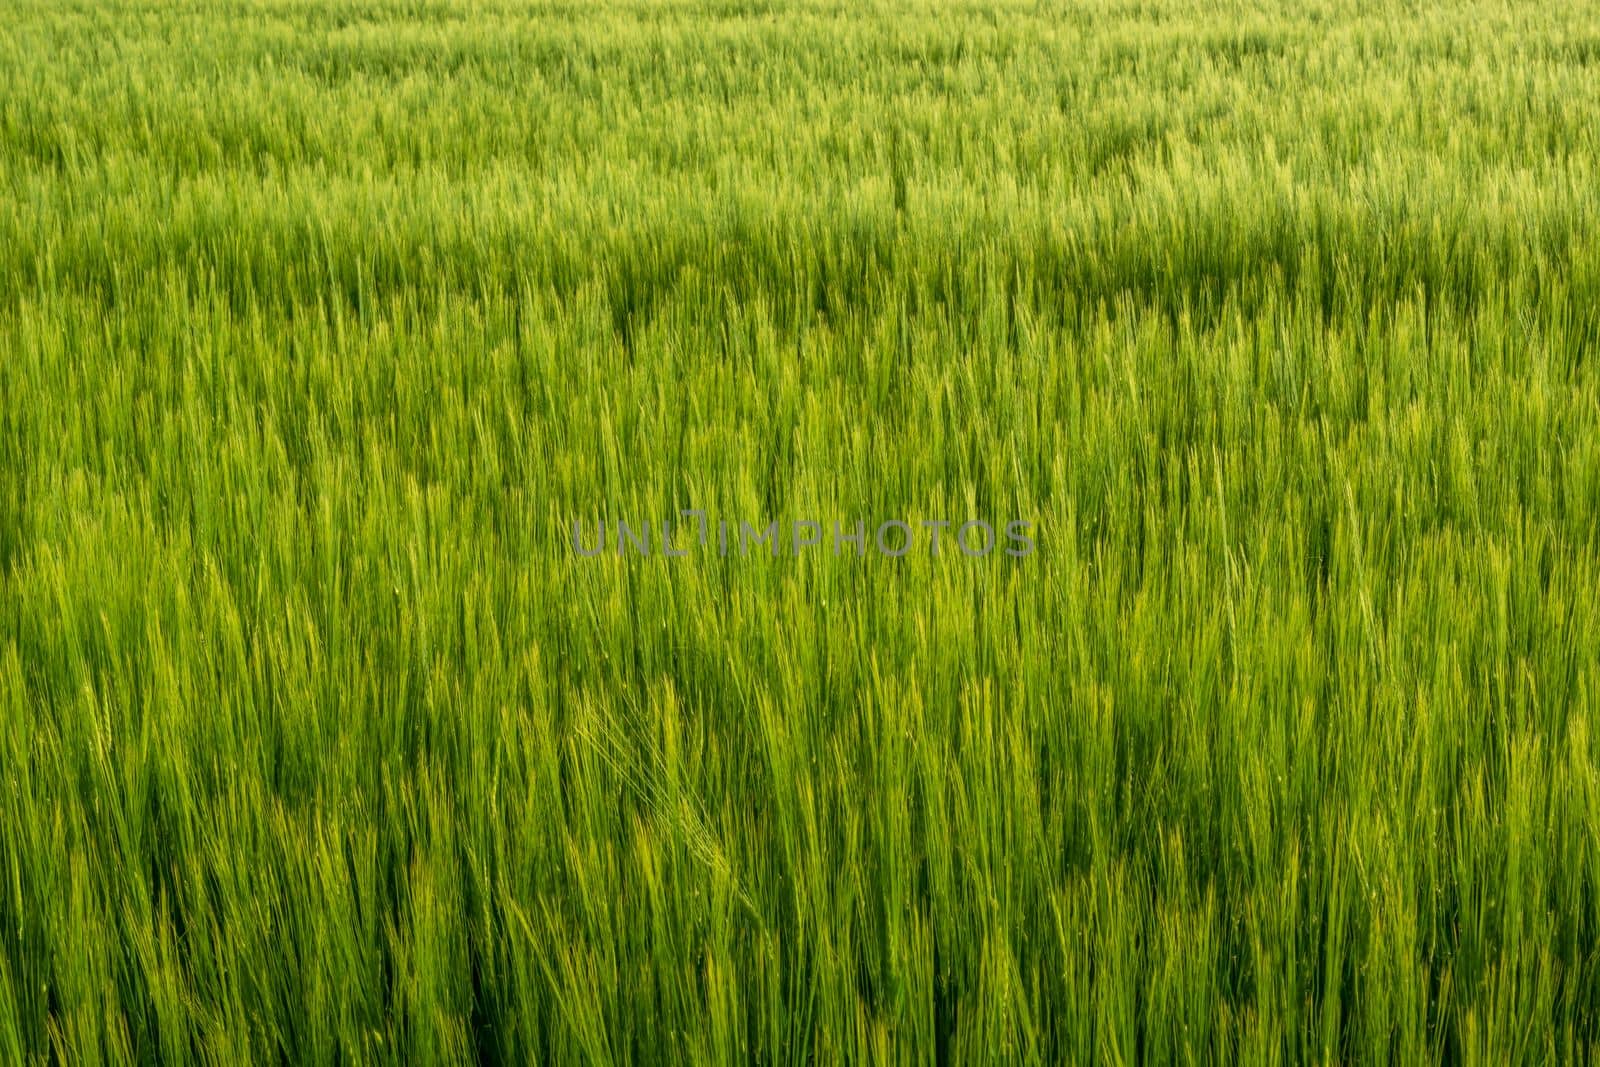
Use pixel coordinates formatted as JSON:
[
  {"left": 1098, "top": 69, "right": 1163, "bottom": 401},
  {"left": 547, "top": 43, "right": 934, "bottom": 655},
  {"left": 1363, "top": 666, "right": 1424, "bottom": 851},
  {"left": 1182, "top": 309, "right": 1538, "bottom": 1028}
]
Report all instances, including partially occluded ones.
[{"left": 3, "top": 0, "right": 1600, "bottom": 1061}]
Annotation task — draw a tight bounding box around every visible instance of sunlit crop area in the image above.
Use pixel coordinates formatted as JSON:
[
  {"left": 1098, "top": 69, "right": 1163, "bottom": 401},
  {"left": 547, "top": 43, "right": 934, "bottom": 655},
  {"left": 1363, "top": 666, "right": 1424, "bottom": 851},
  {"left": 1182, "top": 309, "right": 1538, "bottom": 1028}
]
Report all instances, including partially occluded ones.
[{"left": 3, "top": 0, "right": 1599, "bottom": 1061}]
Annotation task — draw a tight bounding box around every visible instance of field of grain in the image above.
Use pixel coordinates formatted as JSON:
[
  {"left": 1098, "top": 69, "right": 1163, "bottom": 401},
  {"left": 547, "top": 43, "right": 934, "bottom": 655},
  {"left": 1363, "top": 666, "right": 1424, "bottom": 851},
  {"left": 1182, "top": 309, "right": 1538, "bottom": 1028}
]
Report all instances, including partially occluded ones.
[{"left": 3, "top": 0, "right": 1599, "bottom": 1061}]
